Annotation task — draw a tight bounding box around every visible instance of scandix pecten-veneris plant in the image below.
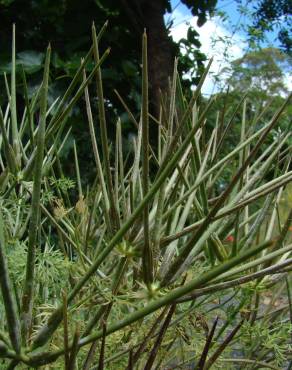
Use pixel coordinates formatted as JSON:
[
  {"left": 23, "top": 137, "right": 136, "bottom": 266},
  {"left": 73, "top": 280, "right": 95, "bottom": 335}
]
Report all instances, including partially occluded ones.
[{"left": 0, "top": 23, "right": 291, "bottom": 369}]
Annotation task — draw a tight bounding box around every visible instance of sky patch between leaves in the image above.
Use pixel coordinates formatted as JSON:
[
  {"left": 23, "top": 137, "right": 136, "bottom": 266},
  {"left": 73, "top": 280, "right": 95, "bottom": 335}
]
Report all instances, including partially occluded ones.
[{"left": 166, "top": 3, "right": 292, "bottom": 96}]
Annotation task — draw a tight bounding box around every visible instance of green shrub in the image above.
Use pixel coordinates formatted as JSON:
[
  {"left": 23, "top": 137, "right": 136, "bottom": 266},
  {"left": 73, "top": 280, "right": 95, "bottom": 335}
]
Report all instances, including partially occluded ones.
[{"left": 0, "top": 24, "right": 291, "bottom": 369}]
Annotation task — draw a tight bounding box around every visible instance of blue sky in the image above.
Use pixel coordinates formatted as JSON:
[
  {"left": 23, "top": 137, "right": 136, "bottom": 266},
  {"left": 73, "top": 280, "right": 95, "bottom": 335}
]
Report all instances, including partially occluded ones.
[
  {"left": 169, "top": 0, "right": 281, "bottom": 46},
  {"left": 216, "top": 0, "right": 283, "bottom": 46},
  {"left": 166, "top": 0, "right": 291, "bottom": 95}
]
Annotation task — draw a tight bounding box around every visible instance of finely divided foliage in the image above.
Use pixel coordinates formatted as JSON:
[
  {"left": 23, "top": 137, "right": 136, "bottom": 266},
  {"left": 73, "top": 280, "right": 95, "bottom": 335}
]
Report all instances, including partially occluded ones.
[{"left": 0, "top": 24, "right": 291, "bottom": 369}]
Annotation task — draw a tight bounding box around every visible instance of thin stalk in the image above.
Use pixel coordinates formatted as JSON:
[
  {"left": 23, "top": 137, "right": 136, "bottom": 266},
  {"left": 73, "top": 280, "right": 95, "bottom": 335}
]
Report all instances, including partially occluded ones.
[
  {"left": 63, "top": 292, "right": 70, "bottom": 370},
  {"left": 213, "top": 242, "right": 292, "bottom": 283},
  {"left": 176, "top": 258, "right": 292, "bottom": 303},
  {"left": 0, "top": 108, "right": 18, "bottom": 173},
  {"left": 92, "top": 22, "right": 119, "bottom": 233},
  {"left": 40, "top": 204, "right": 81, "bottom": 257},
  {"left": 83, "top": 68, "right": 111, "bottom": 231},
  {"left": 166, "top": 129, "right": 289, "bottom": 231},
  {"left": 50, "top": 20, "right": 108, "bottom": 122},
  {"left": 204, "top": 320, "right": 244, "bottom": 369},
  {"left": 45, "top": 47, "right": 110, "bottom": 140},
  {"left": 48, "top": 46, "right": 93, "bottom": 129},
  {"left": 217, "top": 172, "right": 292, "bottom": 220},
  {"left": 152, "top": 182, "right": 166, "bottom": 275},
  {"left": 84, "top": 190, "right": 99, "bottom": 255},
  {"left": 286, "top": 276, "right": 292, "bottom": 370},
  {"left": 154, "top": 338, "right": 176, "bottom": 370},
  {"left": 0, "top": 210, "right": 21, "bottom": 353},
  {"left": 232, "top": 99, "right": 248, "bottom": 255},
  {"left": 82, "top": 257, "right": 127, "bottom": 337},
  {"left": 130, "top": 119, "right": 143, "bottom": 208},
  {"left": 117, "top": 119, "right": 128, "bottom": 221},
  {"left": 159, "top": 58, "right": 213, "bottom": 169},
  {"left": 212, "top": 93, "right": 247, "bottom": 163},
  {"left": 128, "top": 350, "right": 133, "bottom": 370},
  {"left": 239, "top": 193, "right": 274, "bottom": 252},
  {"left": 82, "top": 341, "right": 98, "bottom": 370},
  {"left": 21, "top": 44, "right": 51, "bottom": 342},
  {"left": 114, "top": 89, "right": 159, "bottom": 166},
  {"left": 258, "top": 205, "right": 292, "bottom": 279},
  {"left": 48, "top": 20, "right": 110, "bottom": 131},
  {"left": 167, "top": 58, "right": 178, "bottom": 137},
  {"left": 68, "top": 326, "right": 80, "bottom": 370},
  {"left": 31, "top": 90, "right": 212, "bottom": 351},
  {"left": 11, "top": 24, "right": 20, "bottom": 162},
  {"left": 161, "top": 94, "right": 291, "bottom": 285},
  {"left": 143, "top": 304, "right": 176, "bottom": 370},
  {"left": 114, "top": 89, "right": 139, "bottom": 129},
  {"left": 21, "top": 67, "right": 34, "bottom": 146},
  {"left": 197, "top": 317, "right": 218, "bottom": 369},
  {"left": 76, "top": 239, "right": 275, "bottom": 349},
  {"left": 160, "top": 209, "right": 259, "bottom": 247},
  {"left": 163, "top": 124, "right": 289, "bottom": 218},
  {"left": 130, "top": 308, "right": 168, "bottom": 368},
  {"left": 73, "top": 141, "right": 82, "bottom": 198},
  {"left": 97, "top": 324, "right": 106, "bottom": 370},
  {"left": 141, "top": 31, "right": 153, "bottom": 285}
]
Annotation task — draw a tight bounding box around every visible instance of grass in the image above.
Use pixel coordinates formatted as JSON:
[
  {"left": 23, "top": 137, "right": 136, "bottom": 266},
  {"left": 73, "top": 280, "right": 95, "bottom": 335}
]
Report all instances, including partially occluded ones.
[{"left": 0, "top": 24, "right": 291, "bottom": 369}]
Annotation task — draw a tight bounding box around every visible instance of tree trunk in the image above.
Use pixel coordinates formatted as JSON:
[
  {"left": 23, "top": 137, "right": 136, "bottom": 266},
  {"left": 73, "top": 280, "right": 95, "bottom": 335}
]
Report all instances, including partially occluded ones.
[
  {"left": 141, "top": 0, "right": 174, "bottom": 117},
  {"left": 121, "top": 0, "right": 174, "bottom": 118}
]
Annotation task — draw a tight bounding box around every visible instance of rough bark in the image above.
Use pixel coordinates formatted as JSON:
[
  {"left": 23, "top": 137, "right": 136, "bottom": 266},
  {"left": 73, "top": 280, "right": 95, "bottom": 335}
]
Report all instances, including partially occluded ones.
[
  {"left": 141, "top": 0, "right": 173, "bottom": 116},
  {"left": 121, "top": 0, "right": 174, "bottom": 118}
]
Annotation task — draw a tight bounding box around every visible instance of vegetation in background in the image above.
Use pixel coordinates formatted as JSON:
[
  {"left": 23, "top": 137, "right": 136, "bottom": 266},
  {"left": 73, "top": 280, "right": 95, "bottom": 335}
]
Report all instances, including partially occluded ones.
[
  {"left": 251, "top": 0, "right": 292, "bottom": 53},
  {"left": 0, "top": 0, "right": 218, "bottom": 179},
  {"left": 206, "top": 47, "right": 292, "bottom": 169},
  {"left": 0, "top": 24, "right": 291, "bottom": 369},
  {"left": 0, "top": 0, "right": 216, "bottom": 108},
  {"left": 222, "top": 47, "right": 291, "bottom": 97},
  {"left": 0, "top": 1, "right": 290, "bottom": 143}
]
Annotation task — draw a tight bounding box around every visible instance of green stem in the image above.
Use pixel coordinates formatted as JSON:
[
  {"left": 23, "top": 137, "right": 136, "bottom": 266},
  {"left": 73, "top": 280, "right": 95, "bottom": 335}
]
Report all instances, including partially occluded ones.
[
  {"left": 77, "top": 239, "right": 275, "bottom": 347},
  {"left": 21, "top": 44, "right": 51, "bottom": 342},
  {"left": 31, "top": 92, "right": 212, "bottom": 351},
  {"left": 141, "top": 31, "right": 153, "bottom": 285},
  {"left": 26, "top": 239, "right": 275, "bottom": 366},
  {"left": 161, "top": 94, "right": 291, "bottom": 285},
  {"left": 83, "top": 68, "right": 111, "bottom": 232},
  {"left": 0, "top": 108, "right": 18, "bottom": 174},
  {"left": 22, "top": 48, "right": 111, "bottom": 182},
  {"left": 176, "top": 257, "right": 292, "bottom": 302},
  {"left": 11, "top": 24, "right": 20, "bottom": 163},
  {"left": 0, "top": 211, "right": 21, "bottom": 353},
  {"left": 92, "top": 23, "right": 120, "bottom": 234},
  {"left": 73, "top": 141, "right": 82, "bottom": 198},
  {"left": 21, "top": 67, "right": 34, "bottom": 146}
]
